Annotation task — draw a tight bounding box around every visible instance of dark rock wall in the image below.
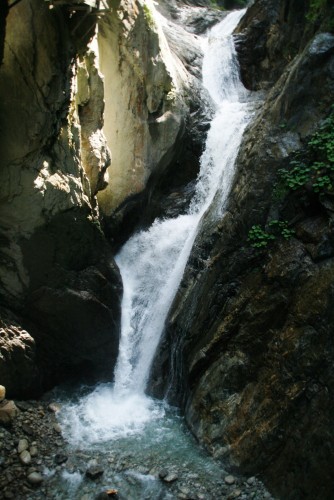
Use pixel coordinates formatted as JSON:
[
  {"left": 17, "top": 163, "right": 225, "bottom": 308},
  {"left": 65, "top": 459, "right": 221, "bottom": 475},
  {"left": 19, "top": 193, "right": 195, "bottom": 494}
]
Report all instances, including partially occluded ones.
[
  {"left": 0, "top": 0, "right": 8, "bottom": 65},
  {"left": 235, "top": 0, "right": 333, "bottom": 90},
  {"left": 150, "top": 1, "right": 334, "bottom": 498}
]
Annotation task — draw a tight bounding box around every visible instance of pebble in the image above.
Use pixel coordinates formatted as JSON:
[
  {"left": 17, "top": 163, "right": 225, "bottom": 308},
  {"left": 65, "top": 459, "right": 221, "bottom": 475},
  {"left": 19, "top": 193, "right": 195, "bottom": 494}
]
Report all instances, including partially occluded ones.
[
  {"left": 19, "top": 450, "right": 32, "bottom": 465},
  {"left": 27, "top": 472, "right": 43, "bottom": 485},
  {"left": 29, "top": 446, "right": 38, "bottom": 457},
  {"left": 163, "top": 472, "right": 179, "bottom": 483},
  {"left": 48, "top": 402, "right": 61, "bottom": 413},
  {"left": 54, "top": 453, "right": 68, "bottom": 465},
  {"left": 86, "top": 465, "right": 104, "bottom": 480},
  {"left": 0, "top": 400, "right": 18, "bottom": 426},
  {"left": 228, "top": 489, "right": 242, "bottom": 499},
  {"left": 53, "top": 423, "right": 62, "bottom": 434},
  {"left": 247, "top": 476, "right": 256, "bottom": 485},
  {"left": 158, "top": 468, "right": 168, "bottom": 479},
  {"left": 225, "top": 475, "right": 236, "bottom": 485},
  {"left": 18, "top": 438, "right": 29, "bottom": 453}
]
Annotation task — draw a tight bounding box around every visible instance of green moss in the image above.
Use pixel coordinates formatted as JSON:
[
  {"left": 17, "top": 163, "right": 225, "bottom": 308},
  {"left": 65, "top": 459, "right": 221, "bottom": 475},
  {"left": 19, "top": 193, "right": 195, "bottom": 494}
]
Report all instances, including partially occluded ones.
[{"left": 143, "top": 3, "right": 155, "bottom": 30}]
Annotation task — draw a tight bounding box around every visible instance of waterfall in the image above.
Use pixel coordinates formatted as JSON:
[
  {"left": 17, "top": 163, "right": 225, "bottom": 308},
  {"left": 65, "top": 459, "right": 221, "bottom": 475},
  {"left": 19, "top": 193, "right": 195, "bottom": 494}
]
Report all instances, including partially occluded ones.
[{"left": 60, "top": 9, "right": 254, "bottom": 445}]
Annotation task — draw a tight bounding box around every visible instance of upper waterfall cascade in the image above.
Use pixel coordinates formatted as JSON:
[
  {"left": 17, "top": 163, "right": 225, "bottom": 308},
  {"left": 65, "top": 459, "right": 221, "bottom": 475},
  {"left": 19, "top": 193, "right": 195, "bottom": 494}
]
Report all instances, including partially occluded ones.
[{"left": 60, "top": 9, "right": 254, "bottom": 444}]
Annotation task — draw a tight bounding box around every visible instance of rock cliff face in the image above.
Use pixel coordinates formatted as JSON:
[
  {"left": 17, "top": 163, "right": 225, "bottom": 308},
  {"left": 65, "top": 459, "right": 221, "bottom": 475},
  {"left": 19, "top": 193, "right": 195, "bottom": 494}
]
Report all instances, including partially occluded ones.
[
  {"left": 99, "top": 0, "right": 218, "bottom": 248},
  {"left": 97, "top": 0, "right": 188, "bottom": 215},
  {"left": 0, "top": 0, "right": 214, "bottom": 397},
  {"left": 0, "top": 0, "right": 122, "bottom": 397},
  {"left": 150, "top": 1, "right": 334, "bottom": 498}
]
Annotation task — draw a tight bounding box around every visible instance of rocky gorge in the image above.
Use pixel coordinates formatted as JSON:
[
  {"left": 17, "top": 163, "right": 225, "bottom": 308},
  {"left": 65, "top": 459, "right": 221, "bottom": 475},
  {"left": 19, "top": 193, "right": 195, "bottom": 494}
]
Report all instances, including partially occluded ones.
[{"left": 1, "top": 0, "right": 334, "bottom": 499}]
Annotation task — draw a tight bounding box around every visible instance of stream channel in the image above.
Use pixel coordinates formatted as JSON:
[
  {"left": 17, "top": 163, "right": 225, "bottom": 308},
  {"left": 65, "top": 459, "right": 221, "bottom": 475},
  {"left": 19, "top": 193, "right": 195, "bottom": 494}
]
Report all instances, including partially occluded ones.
[{"left": 42, "top": 9, "right": 270, "bottom": 500}]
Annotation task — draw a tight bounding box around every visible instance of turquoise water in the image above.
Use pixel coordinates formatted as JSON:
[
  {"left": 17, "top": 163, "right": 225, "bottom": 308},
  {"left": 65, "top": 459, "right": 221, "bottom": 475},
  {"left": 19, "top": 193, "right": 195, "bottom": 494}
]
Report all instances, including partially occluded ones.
[{"left": 43, "top": 383, "right": 230, "bottom": 500}]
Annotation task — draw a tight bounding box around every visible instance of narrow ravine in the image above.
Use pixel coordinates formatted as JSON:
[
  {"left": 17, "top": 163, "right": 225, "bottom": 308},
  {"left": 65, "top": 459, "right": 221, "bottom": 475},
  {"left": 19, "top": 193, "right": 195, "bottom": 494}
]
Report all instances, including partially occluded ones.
[
  {"left": 60, "top": 8, "right": 252, "bottom": 440},
  {"left": 46, "top": 10, "right": 270, "bottom": 499}
]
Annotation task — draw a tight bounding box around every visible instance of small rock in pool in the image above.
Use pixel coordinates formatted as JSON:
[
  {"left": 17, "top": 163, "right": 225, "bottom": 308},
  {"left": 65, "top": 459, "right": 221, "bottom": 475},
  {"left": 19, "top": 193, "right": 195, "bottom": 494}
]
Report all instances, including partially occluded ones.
[
  {"left": 27, "top": 472, "right": 43, "bottom": 485},
  {"left": 228, "top": 489, "right": 241, "bottom": 499},
  {"left": 54, "top": 453, "right": 68, "bottom": 465},
  {"left": 48, "top": 403, "right": 61, "bottom": 413},
  {"left": 96, "top": 490, "right": 119, "bottom": 499},
  {"left": 224, "top": 475, "right": 236, "bottom": 485},
  {"left": 105, "top": 489, "right": 118, "bottom": 497},
  {"left": 53, "top": 423, "right": 62, "bottom": 434},
  {"left": 158, "top": 468, "right": 169, "bottom": 479},
  {"left": 86, "top": 465, "right": 104, "bottom": 480},
  {"left": 163, "top": 472, "right": 178, "bottom": 483}
]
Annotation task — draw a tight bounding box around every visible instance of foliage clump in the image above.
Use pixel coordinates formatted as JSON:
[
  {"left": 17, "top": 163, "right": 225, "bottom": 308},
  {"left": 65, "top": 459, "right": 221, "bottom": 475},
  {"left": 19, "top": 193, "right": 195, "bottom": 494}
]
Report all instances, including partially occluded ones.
[
  {"left": 307, "top": 0, "right": 328, "bottom": 21},
  {"left": 276, "top": 111, "right": 334, "bottom": 197},
  {"left": 143, "top": 4, "right": 155, "bottom": 30},
  {"left": 306, "top": 0, "right": 334, "bottom": 31},
  {"left": 248, "top": 220, "right": 295, "bottom": 248},
  {"left": 248, "top": 110, "right": 334, "bottom": 250}
]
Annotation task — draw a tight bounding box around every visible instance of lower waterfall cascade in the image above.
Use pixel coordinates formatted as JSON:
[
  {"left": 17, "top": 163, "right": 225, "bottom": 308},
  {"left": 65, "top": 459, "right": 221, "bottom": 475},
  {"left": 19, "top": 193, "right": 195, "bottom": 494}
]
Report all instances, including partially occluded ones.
[
  {"left": 59, "top": 7, "right": 254, "bottom": 444},
  {"left": 51, "top": 8, "right": 267, "bottom": 499}
]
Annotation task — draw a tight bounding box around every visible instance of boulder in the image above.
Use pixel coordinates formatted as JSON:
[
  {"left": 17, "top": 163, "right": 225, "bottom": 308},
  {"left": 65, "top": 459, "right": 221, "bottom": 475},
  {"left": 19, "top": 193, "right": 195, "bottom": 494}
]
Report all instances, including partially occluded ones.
[
  {"left": 0, "top": 399, "right": 18, "bottom": 426},
  {"left": 0, "top": 385, "right": 5, "bottom": 401},
  {"left": 0, "top": 309, "right": 39, "bottom": 398}
]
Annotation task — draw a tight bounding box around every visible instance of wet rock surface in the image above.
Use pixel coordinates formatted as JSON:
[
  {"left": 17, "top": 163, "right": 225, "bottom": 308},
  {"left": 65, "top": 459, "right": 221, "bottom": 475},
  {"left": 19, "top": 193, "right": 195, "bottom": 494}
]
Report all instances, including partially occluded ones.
[
  {"left": 0, "top": 399, "right": 273, "bottom": 499},
  {"left": 150, "top": 1, "right": 334, "bottom": 499}
]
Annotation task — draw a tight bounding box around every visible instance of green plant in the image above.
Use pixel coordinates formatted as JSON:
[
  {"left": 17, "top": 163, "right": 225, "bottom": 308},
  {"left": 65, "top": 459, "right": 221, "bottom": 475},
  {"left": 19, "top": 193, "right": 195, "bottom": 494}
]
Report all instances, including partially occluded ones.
[
  {"left": 247, "top": 225, "right": 275, "bottom": 248},
  {"left": 268, "top": 220, "right": 295, "bottom": 239},
  {"left": 306, "top": 0, "right": 328, "bottom": 21},
  {"left": 308, "top": 113, "right": 334, "bottom": 162},
  {"left": 143, "top": 3, "right": 155, "bottom": 29},
  {"left": 276, "top": 110, "right": 334, "bottom": 196},
  {"left": 247, "top": 220, "right": 295, "bottom": 248}
]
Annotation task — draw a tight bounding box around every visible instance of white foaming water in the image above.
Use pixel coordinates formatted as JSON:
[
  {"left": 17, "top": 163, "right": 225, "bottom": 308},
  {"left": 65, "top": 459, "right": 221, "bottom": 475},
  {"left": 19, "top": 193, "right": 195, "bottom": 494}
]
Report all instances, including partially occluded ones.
[{"left": 60, "top": 9, "right": 253, "bottom": 445}]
